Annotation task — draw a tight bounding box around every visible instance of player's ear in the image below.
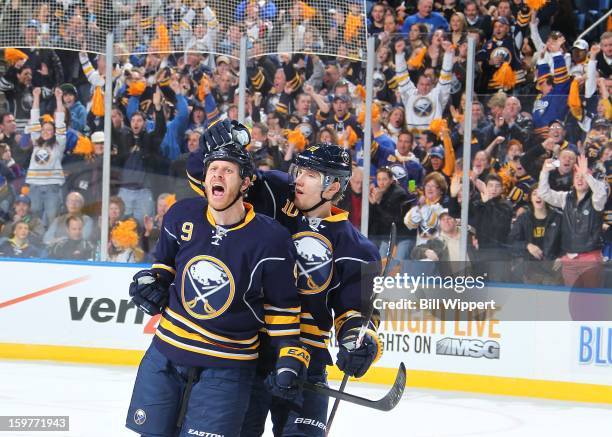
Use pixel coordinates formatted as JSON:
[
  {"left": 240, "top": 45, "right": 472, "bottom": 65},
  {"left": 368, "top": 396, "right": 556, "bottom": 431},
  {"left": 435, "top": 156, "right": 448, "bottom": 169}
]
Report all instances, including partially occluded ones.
[
  {"left": 323, "top": 180, "right": 340, "bottom": 200},
  {"left": 240, "top": 176, "right": 252, "bottom": 193}
]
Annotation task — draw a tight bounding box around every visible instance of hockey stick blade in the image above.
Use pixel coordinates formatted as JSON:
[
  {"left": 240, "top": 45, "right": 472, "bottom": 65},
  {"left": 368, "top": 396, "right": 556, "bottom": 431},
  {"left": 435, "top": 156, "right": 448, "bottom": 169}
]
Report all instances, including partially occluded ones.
[
  {"left": 325, "top": 223, "right": 399, "bottom": 434},
  {"left": 303, "top": 363, "right": 406, "bottom": 412}
]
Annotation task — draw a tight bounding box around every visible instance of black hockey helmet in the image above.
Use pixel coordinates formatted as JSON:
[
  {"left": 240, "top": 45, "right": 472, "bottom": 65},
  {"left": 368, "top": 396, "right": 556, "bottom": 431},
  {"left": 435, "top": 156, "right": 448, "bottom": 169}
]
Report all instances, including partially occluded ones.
[
  {"left": 292, "top": 143, "right": 352, "bottom": 192},
  {"left": 203, "top": 144, "right": 255, "bottom": 180}
]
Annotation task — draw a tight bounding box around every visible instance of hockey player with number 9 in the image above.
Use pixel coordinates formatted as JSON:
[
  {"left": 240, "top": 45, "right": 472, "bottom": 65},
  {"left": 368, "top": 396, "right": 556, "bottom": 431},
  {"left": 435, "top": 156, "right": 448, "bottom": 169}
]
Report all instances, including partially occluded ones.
[
  {"left": 125, "top": 139, "right": 308, "bottom": 437},
  {"left": 189, "top": 120, "right": 383, "bottom": 436}
]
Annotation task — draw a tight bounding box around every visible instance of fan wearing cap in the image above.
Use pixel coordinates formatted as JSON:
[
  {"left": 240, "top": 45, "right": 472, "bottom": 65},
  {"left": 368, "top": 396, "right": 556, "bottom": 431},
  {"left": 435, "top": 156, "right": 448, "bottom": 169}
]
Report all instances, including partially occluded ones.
[
  {"left": 322, "top": 90, "right": 364, "bottom": 140},
  {"left": 425, "top": 145, "right": 448, "bottom": 175},
  {"left": 476, "top": 16, "right": 526, "bottom": 93},
  {"left": 548, "top": 119, "right": 577, "bottom": 152},
  {"left": 59, "top": 83, "right": 86, "bottom": 133},
  {"left": 569, "top": 39, "right": 590, "bottom": 77},
  {"left": 0, "top": 194, "right": 44, "bottom": 242},
  {"left": 191, "top": 120, "right": 382, "bottom": 436},
  {"left": 531, "top": 36, "right": 572, "bottom": 139},
  {"left": 126, "top": 139, "right": 305, "bottom": 436},
  {"left": 520, "top": 122, "right": 577, "bottom": 191},
  {"left": 438, "top": 209, "right": 472, "bottom": 263}
]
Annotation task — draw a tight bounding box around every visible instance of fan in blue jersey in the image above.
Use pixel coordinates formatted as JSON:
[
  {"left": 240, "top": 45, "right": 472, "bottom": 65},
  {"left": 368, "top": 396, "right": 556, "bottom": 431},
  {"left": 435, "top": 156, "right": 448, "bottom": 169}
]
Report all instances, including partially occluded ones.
[
  {"left": 189, "top": 120, "right": 383, "bottom": 437},
  {"left": 125, "top": 138, "right": 308, "bottom": 437}
]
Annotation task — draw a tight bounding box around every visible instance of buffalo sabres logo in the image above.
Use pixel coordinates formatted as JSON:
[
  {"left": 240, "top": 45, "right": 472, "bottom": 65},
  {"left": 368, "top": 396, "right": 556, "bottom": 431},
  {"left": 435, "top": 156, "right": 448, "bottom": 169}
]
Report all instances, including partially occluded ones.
[
  {"left": 296, "top": 122, "right": 314, "bottom": 139},
  {"left": 181, "top": 256, "right": 235, "bottom": 319},
  {"left": 293, "top": 232, "right": 333, "bottom": 294},
  {"left": 341, "top": 150, "right": 350, "bottom": 163},
  {"left": 490, "top": 46, "right": 511, "bottom": 63},
  {"left": 413, "top": 97, "right": 433, "bottom": 117},
  {"left": 533, "top": 99, "right": 549, "bottom": 114},
  {"left": 389, "top": 163, "right": 407, "bottom": 181},
  {"left": 133, "top": 409, "right": 146, "bottom": 425},
  {"left": 267, "top": 94, "right": 281, "bottom": 113},
  {"left": 34, "top": 147, "right": 51, "bottom": 165}
]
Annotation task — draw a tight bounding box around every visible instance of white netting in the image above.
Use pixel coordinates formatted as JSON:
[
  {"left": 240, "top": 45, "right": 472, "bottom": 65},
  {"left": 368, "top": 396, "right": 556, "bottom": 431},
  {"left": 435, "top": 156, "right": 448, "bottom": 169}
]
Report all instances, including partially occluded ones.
[{"left": 0, "top": 1, "right": 368, "bottom": 61}]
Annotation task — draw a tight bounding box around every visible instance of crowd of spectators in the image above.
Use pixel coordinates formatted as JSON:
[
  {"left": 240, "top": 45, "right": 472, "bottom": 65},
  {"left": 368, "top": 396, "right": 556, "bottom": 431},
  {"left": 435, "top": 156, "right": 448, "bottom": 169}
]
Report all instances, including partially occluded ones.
[{"left": 0, "top": 0, "right": 609, "bottom": 288}]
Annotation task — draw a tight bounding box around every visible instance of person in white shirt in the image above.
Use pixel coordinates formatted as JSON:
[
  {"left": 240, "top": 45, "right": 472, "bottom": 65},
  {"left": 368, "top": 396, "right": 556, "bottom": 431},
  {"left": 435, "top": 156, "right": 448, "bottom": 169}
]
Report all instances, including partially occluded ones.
[{"left": 394, "top": 38, "right": 455, "bottom": 132}]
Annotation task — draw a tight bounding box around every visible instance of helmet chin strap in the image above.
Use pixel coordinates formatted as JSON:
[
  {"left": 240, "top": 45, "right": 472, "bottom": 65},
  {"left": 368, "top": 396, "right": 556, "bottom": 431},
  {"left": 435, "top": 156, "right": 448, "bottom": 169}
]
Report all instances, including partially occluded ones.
[
  {"left": 299, "top": 191, "right": 330, "bottom": 213},
  {"left": 213, "top": 191, "right": 243, "bottom": 212},
  {"left": 209, "top": 180, "right": 247, "bottom": 213}
]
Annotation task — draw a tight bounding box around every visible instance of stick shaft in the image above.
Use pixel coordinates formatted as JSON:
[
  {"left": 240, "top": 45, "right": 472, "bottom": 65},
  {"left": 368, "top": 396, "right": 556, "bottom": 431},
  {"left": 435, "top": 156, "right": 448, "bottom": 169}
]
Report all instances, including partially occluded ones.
[
  {"left": 326, "top": 223, "right": 397, "bottom": 435},
  {"left": 325, "top": 375, "right": 349, "bottom": 435}
]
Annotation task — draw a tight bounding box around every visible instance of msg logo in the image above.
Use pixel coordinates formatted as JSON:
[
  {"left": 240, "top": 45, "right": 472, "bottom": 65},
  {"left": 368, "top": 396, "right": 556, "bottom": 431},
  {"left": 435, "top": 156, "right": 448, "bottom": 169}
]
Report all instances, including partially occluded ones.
[{"left": 436, "top": 337, "right": 500, "bottom": 359}]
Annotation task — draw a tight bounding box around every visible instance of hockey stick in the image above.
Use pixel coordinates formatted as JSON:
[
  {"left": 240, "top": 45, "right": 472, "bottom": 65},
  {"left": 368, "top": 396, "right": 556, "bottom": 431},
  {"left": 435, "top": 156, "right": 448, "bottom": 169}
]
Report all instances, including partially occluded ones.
[
  {"left": 175, "top": 367, "right": 198, "bottom": 437},
  {"left": 326, "top": 223, "right": 398, "bottom": 435},
  {"left": 302, "top": 362, "right": 406, "bottom": 412}
]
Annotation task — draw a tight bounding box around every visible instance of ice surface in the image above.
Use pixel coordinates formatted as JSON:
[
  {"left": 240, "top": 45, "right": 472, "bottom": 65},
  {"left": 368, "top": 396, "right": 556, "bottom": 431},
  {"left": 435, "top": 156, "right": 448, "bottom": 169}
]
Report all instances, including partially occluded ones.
[{"left": 1, "top": 360, "right": 610, "bottom": 437}]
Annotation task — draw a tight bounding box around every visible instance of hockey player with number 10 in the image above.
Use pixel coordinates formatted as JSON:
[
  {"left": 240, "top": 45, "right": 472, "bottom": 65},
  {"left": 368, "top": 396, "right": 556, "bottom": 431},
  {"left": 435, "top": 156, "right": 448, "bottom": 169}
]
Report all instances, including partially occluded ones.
[
  {"left": 190, "top": 120, "right": 383, "bottom": 436},
  {"left": 125, "top": 142, "right": 308, "bottom": 437}
]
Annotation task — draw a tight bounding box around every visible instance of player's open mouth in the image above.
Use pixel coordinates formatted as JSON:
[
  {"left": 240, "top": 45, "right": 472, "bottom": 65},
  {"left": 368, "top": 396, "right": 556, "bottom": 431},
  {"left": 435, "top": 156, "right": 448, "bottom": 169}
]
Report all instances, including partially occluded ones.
[
  {"left": 212, "top": 184, "right": 225, "bottom": 198},
  {"left": 295, "top": 188, "right": 304, "bottom": 196}
]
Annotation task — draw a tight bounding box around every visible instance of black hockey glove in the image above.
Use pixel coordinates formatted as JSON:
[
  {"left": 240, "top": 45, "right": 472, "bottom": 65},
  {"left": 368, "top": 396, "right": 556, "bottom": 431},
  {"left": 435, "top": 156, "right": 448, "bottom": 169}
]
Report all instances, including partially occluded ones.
[
  {"left": 336, "top": 328, "right": 382, "bottom": 378},
  {"left": 265, "top": 345, "right": 310, "bottom": 400},
  {"left": 202, "top": 119, "right": 251, "bottom": 154},
  {"left": 129, "top": 270, "right": 170, "bottom": 316}
]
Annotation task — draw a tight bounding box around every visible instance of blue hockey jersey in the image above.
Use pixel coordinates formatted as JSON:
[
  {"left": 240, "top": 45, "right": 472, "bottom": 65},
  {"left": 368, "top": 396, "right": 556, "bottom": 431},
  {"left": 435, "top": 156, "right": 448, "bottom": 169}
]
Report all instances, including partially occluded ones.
[
  {"left": 532, "top": 53, "right": 571, "bottom": 137},
  {"left": 244, "top": 170, "right": 382, "bottom": 366},
  {"left": 150, "top": 197, "right": 301, "bottom": 368},
  {"left": 354, "top": 133, "right": 396, "bottom": 178}
]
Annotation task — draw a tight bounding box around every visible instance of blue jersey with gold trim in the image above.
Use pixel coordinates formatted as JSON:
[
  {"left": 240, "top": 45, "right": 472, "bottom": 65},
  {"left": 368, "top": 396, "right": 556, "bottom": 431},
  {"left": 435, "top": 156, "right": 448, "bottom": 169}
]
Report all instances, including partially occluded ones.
[
  {"left": 247, "top": 170, "right": 382, "bottom": 366},
  {"left": 150, "top": 197, "right": 301, "bottom": 368}
]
